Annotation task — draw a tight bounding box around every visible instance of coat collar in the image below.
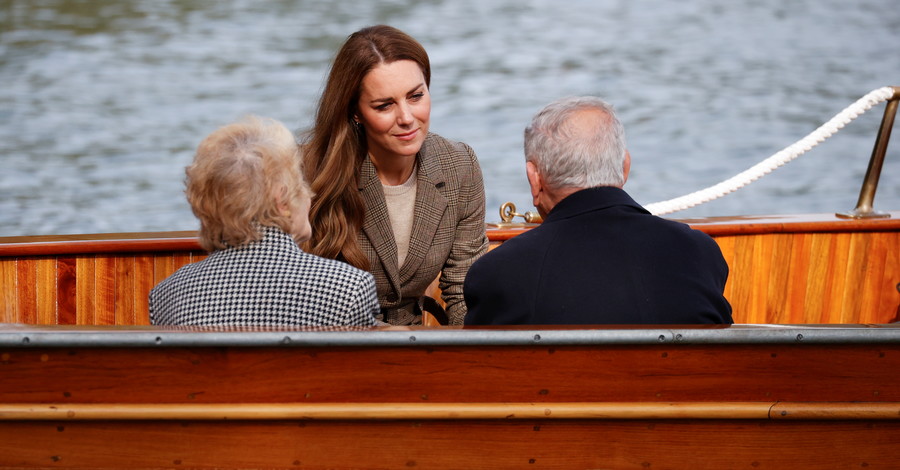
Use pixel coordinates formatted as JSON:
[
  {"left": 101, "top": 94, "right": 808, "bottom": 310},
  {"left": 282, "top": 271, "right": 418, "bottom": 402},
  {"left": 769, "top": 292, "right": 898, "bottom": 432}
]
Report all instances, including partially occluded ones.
[
  {"left": 358, "top": 134, "right": 448, "bottom": 287},
  {"left": 544, "top": 186, "right": 649, "bottom": 223},
  {"left": 400, "top": 136, "right": 447, "bottom": 283},
  {"left": 359, "top": 157, "right": 399, "bottom": 286}
]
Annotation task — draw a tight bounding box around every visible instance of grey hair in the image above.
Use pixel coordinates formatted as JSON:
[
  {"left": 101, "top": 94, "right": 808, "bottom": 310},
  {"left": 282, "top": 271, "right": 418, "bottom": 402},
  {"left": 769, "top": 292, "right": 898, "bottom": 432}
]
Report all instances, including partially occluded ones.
[{"left": 524, "top": 96, "right": 627, "bottom": 189}]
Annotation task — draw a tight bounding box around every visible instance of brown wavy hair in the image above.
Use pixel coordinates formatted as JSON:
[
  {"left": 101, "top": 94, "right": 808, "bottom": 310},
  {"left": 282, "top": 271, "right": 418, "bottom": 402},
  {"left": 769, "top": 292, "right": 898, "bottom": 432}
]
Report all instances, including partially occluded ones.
[
  {"left": 302, "top": 25, "right": 431, "bottom": 270},
  {"left": 187, "top": 116, "right": 310, "bottom": 252}
]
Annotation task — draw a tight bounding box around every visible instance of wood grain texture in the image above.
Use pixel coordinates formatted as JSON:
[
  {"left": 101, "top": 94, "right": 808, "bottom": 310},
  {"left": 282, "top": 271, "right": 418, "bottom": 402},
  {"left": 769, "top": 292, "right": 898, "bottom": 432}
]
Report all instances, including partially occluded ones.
[
  {"left": 2, "top": 420, "right": 897, "bottom": 469},
  {"left": 75, "top": 256, "right": 95, "bottom": 325},
  {"left": 714, "top": 230, "right": 900, "bottom": 323},
  {"left": 6, "top": 401, "right": 900, "bottom": 421},
  {"left": 114, "top": 256, "right": 135, "bottom": 325},
  {"left": 0, "top": 402, "right": 775, "bottom": 420},
  {"left": 55, "top": 258, "right": 77, "bottom": 325},
  {"left": 0, "top": 259, "right": 16, "bottom": 323},
  {"left": 1, "top": 344, "right": 897, "bottom": 404},
  {"left": 0, "top": 337, "right": 898, "bottom": 469},
  {"left": 0, "top": 214, "right": 897, "bottom": 326},
  {"left": 35, "top": 258, "right": 56, "bottom": 325},
  {"left": 0, "top": 231, "right": 201, "bottom": 256},
  {"left": 713, "top": 235, "right": 736, "bottom": 302},
  {"left": 15, "top": 258, "right": 36, "bottom": 324},
  {"left": 94, "top": 255, "right": 116, "bottom": 325},
  {"left": 870, "top": 232, "right": 900, "bottom": 322},
  {"left": 784, "top": 232, "right": 812, "bottom": 322},
  {"left": 153, "top": 253, "right": 176, "bottom": 286},
  {"left": 133, "top": 254, "right": 154, "bottom": 325}
]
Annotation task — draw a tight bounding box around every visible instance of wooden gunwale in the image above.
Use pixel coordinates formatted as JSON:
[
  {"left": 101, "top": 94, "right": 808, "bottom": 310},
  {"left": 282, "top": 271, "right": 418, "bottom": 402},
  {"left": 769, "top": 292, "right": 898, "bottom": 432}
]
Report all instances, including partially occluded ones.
[
  {"left": 488, "top": 211, "right": 900, "bottom": 241},
  {"left": 1, "top": 212, "right": 898, "bottom": 255},
  {"left": 0, "top": 231, "right": 199, "bottom": 256}
]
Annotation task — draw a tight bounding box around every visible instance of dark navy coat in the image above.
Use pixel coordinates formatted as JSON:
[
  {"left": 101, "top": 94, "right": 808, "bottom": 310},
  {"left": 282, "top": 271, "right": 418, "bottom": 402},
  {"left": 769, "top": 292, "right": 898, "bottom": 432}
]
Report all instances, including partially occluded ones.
[{"left": 464, "top": 187, "right": 733, "bottom": 325}]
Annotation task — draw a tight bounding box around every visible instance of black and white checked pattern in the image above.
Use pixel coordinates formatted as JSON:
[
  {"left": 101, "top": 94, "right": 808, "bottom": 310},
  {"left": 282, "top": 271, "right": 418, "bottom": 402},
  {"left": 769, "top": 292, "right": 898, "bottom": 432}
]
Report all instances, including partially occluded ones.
[{"left": 150, "top": 226, "right": 379, "bottom": 327}]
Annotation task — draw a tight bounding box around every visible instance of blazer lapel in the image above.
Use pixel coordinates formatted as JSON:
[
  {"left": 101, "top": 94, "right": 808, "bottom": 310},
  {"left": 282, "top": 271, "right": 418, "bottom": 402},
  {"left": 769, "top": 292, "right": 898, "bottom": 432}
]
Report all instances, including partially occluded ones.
[
  {"left": 399, "top": 143, "right": 448, "bottom": 284},
  {"left": 359, "top": 157, "right": 402, "bottom": 287}
]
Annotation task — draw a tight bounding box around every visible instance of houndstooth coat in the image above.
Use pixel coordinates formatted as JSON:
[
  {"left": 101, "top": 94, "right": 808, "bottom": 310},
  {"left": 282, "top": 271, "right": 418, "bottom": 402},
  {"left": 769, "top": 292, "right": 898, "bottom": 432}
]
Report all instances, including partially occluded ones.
[
  {"left": 358, "top": 133, "right": 489, "bottom": 326},
  {"left": 150, "top": 226, "right": 379, "bottom": 327}
]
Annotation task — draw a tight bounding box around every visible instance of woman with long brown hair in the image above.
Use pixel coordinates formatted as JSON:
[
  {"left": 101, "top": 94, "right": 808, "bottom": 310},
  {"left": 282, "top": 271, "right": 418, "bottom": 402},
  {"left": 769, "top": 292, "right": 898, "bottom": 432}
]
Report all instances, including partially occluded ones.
[{"left": 302, "top": 25, "right": 488, "bottom": 325}]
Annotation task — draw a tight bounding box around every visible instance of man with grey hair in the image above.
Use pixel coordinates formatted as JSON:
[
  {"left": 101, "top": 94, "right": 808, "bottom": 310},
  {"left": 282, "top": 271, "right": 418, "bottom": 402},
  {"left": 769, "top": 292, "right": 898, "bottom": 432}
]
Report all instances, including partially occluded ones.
[{"left": 464, "top": 96, "right": 732, "bottom": 325}]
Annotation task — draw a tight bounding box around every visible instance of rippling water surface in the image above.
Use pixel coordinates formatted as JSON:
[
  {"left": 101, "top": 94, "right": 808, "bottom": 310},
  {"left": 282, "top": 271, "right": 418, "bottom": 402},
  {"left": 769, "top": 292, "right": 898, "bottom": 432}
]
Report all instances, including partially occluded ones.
[{"left": 2, "top": 0, "right": 899, "bottom": 236}]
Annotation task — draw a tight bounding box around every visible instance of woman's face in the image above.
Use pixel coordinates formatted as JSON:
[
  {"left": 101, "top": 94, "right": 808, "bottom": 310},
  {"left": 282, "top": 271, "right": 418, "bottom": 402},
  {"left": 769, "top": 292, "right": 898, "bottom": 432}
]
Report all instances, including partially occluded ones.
[{"left": 357, "top": 60, "right": 431, "bottom": 163}]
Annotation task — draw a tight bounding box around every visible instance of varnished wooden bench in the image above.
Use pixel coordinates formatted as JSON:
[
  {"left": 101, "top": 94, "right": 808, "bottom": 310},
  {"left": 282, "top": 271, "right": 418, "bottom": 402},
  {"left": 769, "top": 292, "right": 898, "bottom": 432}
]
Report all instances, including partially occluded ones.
[{"left": 1, "top": 324, "right": 899, "bottom": 469}]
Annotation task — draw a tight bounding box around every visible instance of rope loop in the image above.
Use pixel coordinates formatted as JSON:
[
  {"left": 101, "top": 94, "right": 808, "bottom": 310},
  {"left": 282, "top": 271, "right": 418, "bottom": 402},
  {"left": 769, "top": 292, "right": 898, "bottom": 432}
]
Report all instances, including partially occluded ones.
[{"left": 644, "top": 87, "right": 896, "bottom": 215}]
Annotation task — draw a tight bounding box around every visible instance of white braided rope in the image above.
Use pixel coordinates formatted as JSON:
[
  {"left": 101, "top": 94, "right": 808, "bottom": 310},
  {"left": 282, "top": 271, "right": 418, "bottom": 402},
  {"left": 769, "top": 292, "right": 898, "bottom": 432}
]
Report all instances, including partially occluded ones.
[{"left": 644, "top": 86, "right": 897, "bottom": 215}]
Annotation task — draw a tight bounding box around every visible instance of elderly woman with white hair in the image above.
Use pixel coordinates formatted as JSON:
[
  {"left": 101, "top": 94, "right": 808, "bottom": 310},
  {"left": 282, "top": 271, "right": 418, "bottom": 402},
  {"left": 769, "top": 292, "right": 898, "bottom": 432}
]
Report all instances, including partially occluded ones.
[{"left": 150, "top": 116, "right": 379, "bottom": 327}]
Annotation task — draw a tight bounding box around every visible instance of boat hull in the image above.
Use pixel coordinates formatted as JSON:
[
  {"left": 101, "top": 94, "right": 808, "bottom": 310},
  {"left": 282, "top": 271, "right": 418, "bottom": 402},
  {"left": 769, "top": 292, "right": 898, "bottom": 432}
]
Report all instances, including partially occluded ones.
[{"left": 1, "top": 324, "right": 899, "bottom": 469}]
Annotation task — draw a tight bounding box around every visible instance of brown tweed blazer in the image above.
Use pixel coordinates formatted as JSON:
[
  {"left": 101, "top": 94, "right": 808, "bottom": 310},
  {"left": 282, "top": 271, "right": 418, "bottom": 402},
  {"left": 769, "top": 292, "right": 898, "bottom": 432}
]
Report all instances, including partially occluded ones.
[{"left": 358, "top": 133, "right": 488, "bottom": 325}]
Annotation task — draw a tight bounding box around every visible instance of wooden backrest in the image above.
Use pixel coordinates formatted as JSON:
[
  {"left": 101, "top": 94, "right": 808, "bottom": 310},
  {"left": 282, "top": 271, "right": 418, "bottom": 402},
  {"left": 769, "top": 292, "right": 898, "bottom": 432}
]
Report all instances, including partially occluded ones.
[
  {"left": 0, "top": 232, "right": 205, "bottom": 325},
  {"left": 1, "top": 325, "right": 899, "bottom": 468},
  {"left": 1, "top": 213, "right": 899, "bottom": 325}
]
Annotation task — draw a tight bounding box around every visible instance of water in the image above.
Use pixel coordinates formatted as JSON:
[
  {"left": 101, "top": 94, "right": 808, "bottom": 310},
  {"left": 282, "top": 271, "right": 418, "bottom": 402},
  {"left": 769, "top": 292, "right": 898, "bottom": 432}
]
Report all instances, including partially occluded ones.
[{"left": 2, "top": 0, "right": 899, "bottom": 237}]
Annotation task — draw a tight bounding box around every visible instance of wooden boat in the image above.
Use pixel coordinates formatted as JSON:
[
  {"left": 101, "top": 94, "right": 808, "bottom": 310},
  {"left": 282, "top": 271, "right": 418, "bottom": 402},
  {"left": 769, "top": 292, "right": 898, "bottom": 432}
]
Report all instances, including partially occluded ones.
[
  {"left": 0, "top": 88, "right": 898, "bottom": 468},
  {"left": 1, "top": 323, "right": 899, "bottom": 469}
]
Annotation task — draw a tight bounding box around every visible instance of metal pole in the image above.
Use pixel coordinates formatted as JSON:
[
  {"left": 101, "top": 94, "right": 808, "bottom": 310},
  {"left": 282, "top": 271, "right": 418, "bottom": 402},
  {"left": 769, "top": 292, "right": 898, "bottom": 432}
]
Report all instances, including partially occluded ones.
[{"left": 837, "top": 86, "right": 900, "bottom": 219}]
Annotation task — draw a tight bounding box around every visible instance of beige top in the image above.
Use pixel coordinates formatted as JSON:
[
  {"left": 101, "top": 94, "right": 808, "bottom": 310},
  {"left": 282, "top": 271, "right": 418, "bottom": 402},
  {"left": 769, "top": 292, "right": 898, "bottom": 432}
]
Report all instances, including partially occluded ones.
[{"left": 381, "top": 165, "right": 418, "bottom": 267}]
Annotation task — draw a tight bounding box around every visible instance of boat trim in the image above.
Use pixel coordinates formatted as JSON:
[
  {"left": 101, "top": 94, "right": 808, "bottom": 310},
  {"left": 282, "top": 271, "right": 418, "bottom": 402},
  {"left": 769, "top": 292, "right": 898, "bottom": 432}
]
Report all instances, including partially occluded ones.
[
  {"left": 1, "top": 324, "right": 899, "bottom": 348},
  {"left": 2, "top": 401, "right": 898, "bottom": 421}
]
